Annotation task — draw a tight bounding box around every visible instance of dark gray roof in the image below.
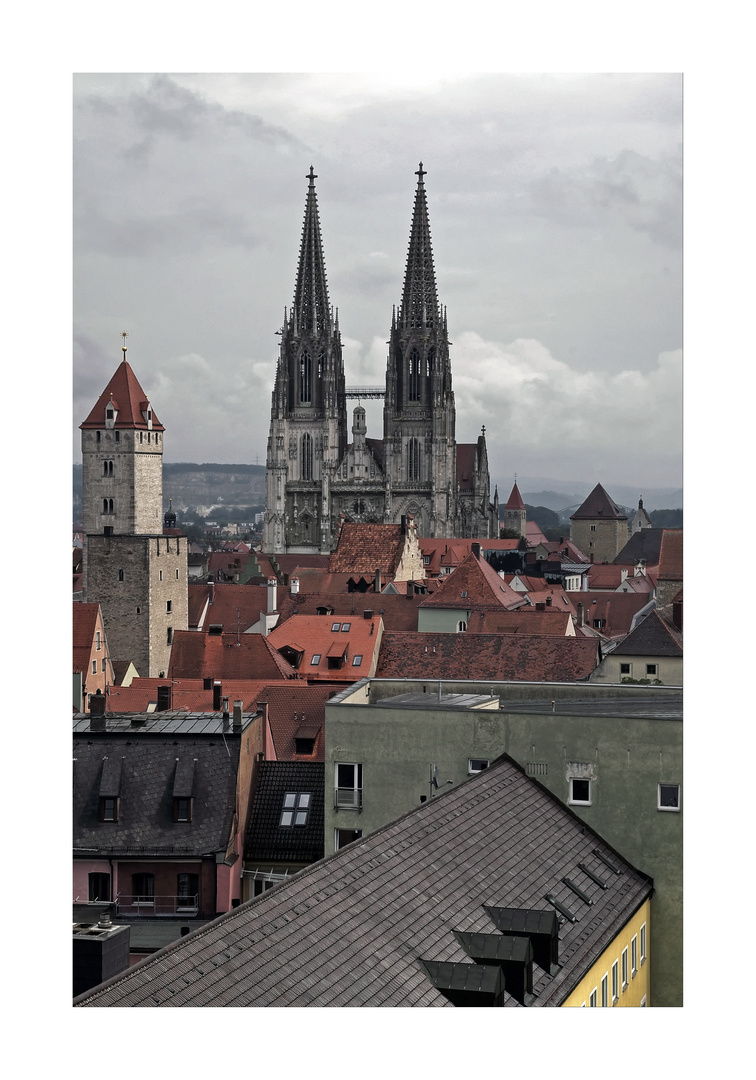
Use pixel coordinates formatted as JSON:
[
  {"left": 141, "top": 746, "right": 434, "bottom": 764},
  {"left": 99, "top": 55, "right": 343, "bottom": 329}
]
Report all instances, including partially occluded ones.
[
  {"left": 613, "top": 608, "right": 683, "bottom": 658},
  {"left": 73, "top": 731, "right": 240, "bottom": 856},
  {"left": 570, "top": 483, "right": 627, "bottom": 521},
  {"left": 374, "top": 692, "right": 499, "bottom": 711},
  {"left": 614, "top": 529, "right": 666, "bottom": 566},
  {"left": 75, "top": 755, "right": 652, "bottom": 1007},
  {"left": 499, "top": 694, "right": 682, "bottom": 719},
  {"left": 245, "top": 761, "right": 324, "bottom": 864},
  {"left": 72, "top": 711, "right": 254, "bottom": 736}
]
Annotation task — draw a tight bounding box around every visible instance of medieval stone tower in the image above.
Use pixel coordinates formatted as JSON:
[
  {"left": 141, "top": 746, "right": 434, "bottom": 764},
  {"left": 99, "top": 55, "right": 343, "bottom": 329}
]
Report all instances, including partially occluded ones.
[
  {"left": 263, "top": 165, "right": 498, "bottom": 554},
  {"left": 570, "top": 483, "right": 629, "bottom": 564},
  {"left": 80, "top": 339, "right": 188, "bottom": 678}
]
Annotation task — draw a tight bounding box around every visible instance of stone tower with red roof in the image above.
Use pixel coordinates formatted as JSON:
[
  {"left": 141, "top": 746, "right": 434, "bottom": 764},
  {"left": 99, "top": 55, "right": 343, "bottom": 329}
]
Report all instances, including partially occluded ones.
[
  {"left": 80, "top": 338, "right": 188, "bottom": 679},
  {"left": 503, "top": 481, "right": 527, "bottom": 538}
]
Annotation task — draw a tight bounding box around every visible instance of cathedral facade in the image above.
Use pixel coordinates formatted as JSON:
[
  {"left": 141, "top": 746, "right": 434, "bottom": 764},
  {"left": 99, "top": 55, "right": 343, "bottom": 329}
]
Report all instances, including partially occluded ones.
[{"left": 263, "top": 165, "right": 498, "bottom": 555}]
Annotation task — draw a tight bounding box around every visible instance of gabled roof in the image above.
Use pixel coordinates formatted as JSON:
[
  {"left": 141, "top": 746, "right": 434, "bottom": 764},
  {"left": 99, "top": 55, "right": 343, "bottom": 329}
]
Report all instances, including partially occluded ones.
[
  {"left": 102, "top": 676, "right": 283, "bottom": 713},
  {"left": 505, "top": 482, "right": 525, "bottom": 510},
  {"left": 269, "top": 571, "right": 437, "bottom": 633},
  {"left": 574, "top": 592, "right": 652, "bottom": 638},
  {"left": 570, "top": 483, "right": 627, "bottom": 521},
  {"left": 73, "top": 724, "right": 240, "bottom": 857},
  {"left": 266, "top": 614, "right": 382, "bottom": 682},
  {"left": 614, "top": 528, "right": 666, "bottom": 566},
  {"left": 74, "top": 755, "right": 652, "bottom": 1007},
  {"left": 377, "top": 632, "right": 599, "bottom": 682},
  {"left": 167, "top": 630, "right": 298, "bottom": 681},
  {"left": 73, "top": 602, "right": 100, "bottom": 674},
  {"left": 613, "top": 608, "right": 683, "bottom": 658},
  {"left": 329, "top": 523, "right": 406, "bottom": 574},
  {"left": 658, "top": 529, "right": 683, "bottom": 582},
  {"left": 188, "top": 582, "right": 269, "bottom": 632},
  {"left": 80, "top": 359, "right": 164, "bottom": 431},
  {"left": 257, "top": 683, "right": 335, "bottom": 761},
  {"left": 420, "top": 553, "right": 524, "bottom": 611},
  {"left": 245, "top": 761, "right": 325, "bottom": 864},
  {"left": 472, "top": 610, "right": 573, "bottom": 636}
]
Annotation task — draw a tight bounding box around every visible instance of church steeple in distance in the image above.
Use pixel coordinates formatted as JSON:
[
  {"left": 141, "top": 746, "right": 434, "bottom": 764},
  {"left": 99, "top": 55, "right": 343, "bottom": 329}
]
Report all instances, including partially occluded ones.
[
  {"left": 399, "top": 162, "right": 439, "bottom": 331},
  {"left": 292, "top": 166, "right": 332, "bottom": 336}
]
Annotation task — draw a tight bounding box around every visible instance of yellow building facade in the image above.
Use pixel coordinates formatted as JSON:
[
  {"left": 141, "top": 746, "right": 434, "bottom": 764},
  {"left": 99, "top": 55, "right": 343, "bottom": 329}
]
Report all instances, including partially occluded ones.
[{"left": 562, "top": 899, "right": 651, "bottom": 1007}]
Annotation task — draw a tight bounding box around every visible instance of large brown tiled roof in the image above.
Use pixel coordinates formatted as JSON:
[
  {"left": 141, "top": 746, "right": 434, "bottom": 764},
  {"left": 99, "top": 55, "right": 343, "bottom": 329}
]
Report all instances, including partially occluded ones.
[
  {"left": 80, "top": 359, "right": 164, "bottom": 430},
  {"left": 376, "top": 632, "right": 599, "bottom": 681},
  {"left": 102, "top": 676, "right": 283, "bottom": 713},
  {"left": 573, "top": 592, "right": 652, "bottom": 638},
  {"left": 256, "top": 683, "right": 336, "bottom": 761},
  {"left": 472, "top": 610, "right": 574, "bottom": 636},
  {"left": 168, "top": 631, "right": 298, "bottom": 681},
  {"left": 456, "top": 443, "right": 477, "bottom": 490},
  {"left": 188, "top": 582, "right": 269, "bottom": 631},
  {"left": 74, "top": 755, "right": 651, "bottom": 1007},
  {"left": 419, "top": 553, "right": 523, "bottom": 611},
  {"left": 329, "top": 523, "right": 406, "bottom": 574},
  {"left": 658, "top": 529, "right": 683, "bottom": 581},
  {"left": 73, "top": 602, "right": 99, "bottom": 674},
  {"left": 267, "top": 614, "right": 382, "bottom": 682},
  {"left": 570, "top": 483, "right": 627, "bottom": 521}
]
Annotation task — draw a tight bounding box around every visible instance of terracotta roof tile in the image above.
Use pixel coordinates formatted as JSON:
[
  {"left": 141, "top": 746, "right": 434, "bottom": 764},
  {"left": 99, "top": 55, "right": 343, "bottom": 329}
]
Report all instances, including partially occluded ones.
[
  {"left": 420, "top": 553, "right": 523, "bottom": 611},
  {"left": 101, "top": 677, "right": 283, "bottom": 713},
  {"left": 267, "top": 614, "right": 383, "bottom": 682},
  {"left": 255, "top": 684, "right": 336, "bottom": 761},
  {"left": 329, "top": 523, "right": 406, "bottom": 574},
  {"left": 80, "top": 359, "right": 164, "bottom": 431},
  {"left": 168, "top": 630, "right": 299, "bottom": 681},
  {"left": 658, "top": 529, "right": 683, "bottom": 581},
  {"left": 505, "top": 482, "right": 525, "bottom": 509},
  {"left": 376, "top": 632, "right": 599, "bottom": 681}
]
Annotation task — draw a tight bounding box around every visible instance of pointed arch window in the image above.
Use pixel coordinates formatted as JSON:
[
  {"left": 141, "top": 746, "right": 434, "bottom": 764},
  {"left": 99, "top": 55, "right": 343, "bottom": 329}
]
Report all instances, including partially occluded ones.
[
  {"left": 299, "top": 349, "right": 312, "bottom": 404},
  {"left": 102, "top": 498, "right": 114, "bottom": 514},
  {"left": 301, "top": 433, "right": 313, "bottom": 481},
  {"left": 408, "top": 438, "right": 420, "bottom": 482},
  {"left": 427, "top": 347, "right": 435, "bottom": 377},
  {"left": 408, "top": 348, "right": 420, "bottom": 401}
]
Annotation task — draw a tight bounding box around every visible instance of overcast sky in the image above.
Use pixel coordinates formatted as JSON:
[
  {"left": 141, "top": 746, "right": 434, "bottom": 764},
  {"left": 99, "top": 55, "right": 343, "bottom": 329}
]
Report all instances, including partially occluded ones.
[{"left": 73, "top": 73, "right": 682, "bottom": 492}]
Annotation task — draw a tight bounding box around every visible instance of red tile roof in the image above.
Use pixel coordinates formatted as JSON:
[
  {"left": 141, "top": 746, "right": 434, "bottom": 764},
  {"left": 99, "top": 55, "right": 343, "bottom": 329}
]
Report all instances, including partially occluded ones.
[
  {"left": 80, "top": 359, "right": 164, "bottom": 431},
  {"left": 256, "top": 683, "right": 337, "bottom": 761},
  {"left": 329, "top": 523, "right": 407, "bottom": 574},
  {"left": 267, "top": 613, "right": 383, "bottom": 682},
  {"left": 455, "top": 444, "right": 477, "bottom": 490},
  {"left": 73, "top": 602, "right": 100, "bottom": 674},
  {"left": 658, "top": 529, "right": 683, "bottom": 581},
  {"left": 376, "top": 632, "right": 600, "bottom": 682},
  {"left": 419, "top": 552, "right": 523, "bottom": 611},
  {"left": 101, "top": 677, "right": 280, "bottom": 713},
  {"left": 472, "top": 610, "right": 574, "bottom": 636},
  {"left": 505, "top": 482, "right": 525, "bottom": 510},
  {"left": 188, "top": 582, "right": 272, "bottom": 631},
  {"left": 573, "top": 592, "right": 652, "bottom": 638},
  {"left": 167, "top": 630, "right": 299, "bottom": 681}
]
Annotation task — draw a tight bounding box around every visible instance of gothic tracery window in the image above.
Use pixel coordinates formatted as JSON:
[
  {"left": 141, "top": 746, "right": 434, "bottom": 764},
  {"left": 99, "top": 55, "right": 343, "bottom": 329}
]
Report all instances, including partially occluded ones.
[
  {"left": 301, "top": 433, "right": 313, "bottom": 480},
  {"left": 407, "top": 438, "right": 420, "bottom": 482},
  {"left": 299, "top": 349, "right": 312, "bottom": 404},
  {"left": 408, "top": 348, "right": 420, "bottom": 401}
]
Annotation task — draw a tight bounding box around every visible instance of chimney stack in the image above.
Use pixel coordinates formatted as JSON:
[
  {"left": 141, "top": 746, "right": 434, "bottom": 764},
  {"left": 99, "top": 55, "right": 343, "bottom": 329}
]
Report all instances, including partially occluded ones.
[
  {"left": 267, "top": 578, "right": 278, "bottom": 612},
  {"left": 290, "top": 577, "right": 300, "bottom": 595},
  {"left": 374, "top": 568, "right": 382, "bottom": 594},
  {"left": 471, "top": 542, "right": 481, "bottom": 560},
  {"left": 89, "top": 690, "right": 107, "bottom": 717},
  {"left": 233, "top": 700, "right": 243, "bottom": 731},
  {"left": 213, "top": 681, "right": 222, "bottom": 711}
]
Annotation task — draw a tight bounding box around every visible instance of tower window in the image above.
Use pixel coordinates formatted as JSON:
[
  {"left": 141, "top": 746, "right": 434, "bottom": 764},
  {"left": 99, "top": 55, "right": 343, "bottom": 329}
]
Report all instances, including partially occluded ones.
[
  {"left": 408, "top": 438, "right": 420, "bottom": 481},
  {"left": 96, "top": 431, "right": 101, "bottom": 443},
  {"left": 301, "top": 433, "right": 313, "bottom": 480},
  {"left": 167, "top": 627, "right": 173, "bottom": 644},
  {"left": 166, "top": 600, "right": 172, "bottom": 613},
  {"left": 299, "top": 349, "right": 312, "bottom": 404},
  {"left": 115, "top": 431, "right": 120, "bottom": 443},
  {"left": 118, "top": 569, "right": 124, "bottom": 581},
  {"left": 408, "top": 348, "right": 420, "bottom": 401}
]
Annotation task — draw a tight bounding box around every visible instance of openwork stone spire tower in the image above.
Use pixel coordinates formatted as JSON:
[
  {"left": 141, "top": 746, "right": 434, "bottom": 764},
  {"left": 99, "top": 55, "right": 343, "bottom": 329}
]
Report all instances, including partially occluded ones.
[
  {"left": 263, "top": 167, "right": 347, "bottom": 553},
  {"left": 383, "top": 163, "right": 456, "bottom": 537}
]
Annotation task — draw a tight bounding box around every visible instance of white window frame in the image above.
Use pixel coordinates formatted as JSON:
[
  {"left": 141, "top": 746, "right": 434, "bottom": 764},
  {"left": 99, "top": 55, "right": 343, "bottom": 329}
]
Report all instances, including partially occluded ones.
[
  {"left": 611, "top": 959, "right": 619, "bottom": 1004},
  {"left": 335, "top": 762, "right": 363, "bottom": 810},
  {"left": 658, "top": 782, "right": 681, "bottom": 812},
  {"left": 640, "top": 922, "right": 647, "bottom": 965},
  {"left": 621, "top": 947, "right": 628, "bottom": 991},
  {"left": 569, "top": 777, "right": 592, "bottom": 806},
  {"left": 456, "top": 620, "right": 467, "bottom": 632},
  {"left": 646, "top": 663, "right": 658, "bottom": 676},
  {"left": 468, "top": 758, "right": 490, "bottom": 775},
  {"left": 619, "top": 661, "right": 632, "bottom": 676},
  {"left": 601, "top": 973, "right": 609, "bottom": 1007},
  {"left": 589, "top": 988, "right": 597, "bottom": 1007},
  {"left": 631, "top": 934, "right": 638, "bottom": 977}
]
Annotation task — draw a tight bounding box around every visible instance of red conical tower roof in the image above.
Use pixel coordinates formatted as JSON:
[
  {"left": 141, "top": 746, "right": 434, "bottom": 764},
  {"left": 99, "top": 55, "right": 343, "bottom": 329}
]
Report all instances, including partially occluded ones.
[
  {"left": 505, "top": 482, "right": 525, "bottom": 510},
  {"left": 80, "top": 355, "right": 164, "bottom": 431}
]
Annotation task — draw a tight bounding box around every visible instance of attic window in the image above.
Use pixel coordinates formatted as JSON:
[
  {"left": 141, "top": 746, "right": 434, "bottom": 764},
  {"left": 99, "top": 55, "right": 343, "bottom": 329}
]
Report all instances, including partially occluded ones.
[
  {"left": 460, "top": 591, "right": 468, "bottom": 598},
  {"left": 468, "top": 758, "right": 489, "bottom": 774},
  {"left": 295, "top": 736, "right": 316, "bottom": 755},
  {"left": 310, "top": 654, "right": 321, "bottom": 666},
  {"left": 280, "top": 792, "right": 311, "bottom": 827},
  {"left": 569, "top": 778, "right": 592, "bottom": 805},
  {"left": 352, "top": 654, "right": 363, "bottom": 667},
  {"left": 341, "top": 622, "right": 351, "bottom": 632},
  {"left": 173, "top": 797, "right": 192, "bottom": 822},
  {"left": 99, "top": 797, "right": 118, "bottom": 822},
  {"left": 331, "top": 623, "right": 341, "bottom": 632}
]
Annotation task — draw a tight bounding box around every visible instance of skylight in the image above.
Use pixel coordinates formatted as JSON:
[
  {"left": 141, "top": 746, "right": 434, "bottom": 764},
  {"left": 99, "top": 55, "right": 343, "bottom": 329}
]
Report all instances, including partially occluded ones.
[{"left": 280, "top": 792, "right": 311, "bottom": 827}]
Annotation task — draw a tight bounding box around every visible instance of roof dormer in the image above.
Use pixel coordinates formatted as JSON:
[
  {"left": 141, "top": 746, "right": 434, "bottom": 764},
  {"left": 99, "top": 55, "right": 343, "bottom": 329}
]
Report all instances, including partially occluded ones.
[
  {"left": 140, "top": 401, "right": 153, "bottom": 430},
  {"left": 105, "top": 395, "right": 118, "bottom": 429}
]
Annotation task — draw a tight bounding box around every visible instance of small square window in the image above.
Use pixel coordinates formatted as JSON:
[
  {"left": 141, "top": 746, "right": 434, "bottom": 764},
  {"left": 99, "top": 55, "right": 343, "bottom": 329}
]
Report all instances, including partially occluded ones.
[
  {"left": 620, "top": 662, "right": 631, "bottom": 675},
  {"left": 646, "top": 663, "right": 658, "bottom": 676},
  {"left": 280, "top": 792, "right": 310, "bottom": 826},
  {"left": 569, "top": 778, "right": 591, "bottom": 805},
  {"left": 352, "top": 654, "right": 363, "bottom": 667},
  {"left": 310, "top": 654, "right": 321, "bottom": 666},
  {"left": 468, "top": 759, "right": 489, "bottom": 774},
  {"left": 331, "top": 623, "right": 341, "bottom": 632},
  {"left": 658, "top": 783, "right": 680, "bottom": 811},
  {"left": 341, "top": 622, "right": 351, "bottom": 632}
]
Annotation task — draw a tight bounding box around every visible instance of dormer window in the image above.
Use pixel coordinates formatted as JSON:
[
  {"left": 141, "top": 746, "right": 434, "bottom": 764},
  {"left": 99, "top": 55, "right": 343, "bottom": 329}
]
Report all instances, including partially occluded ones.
[
  {"left": 173, "top": 797, "right": 192, "bottom": 822},
  {"left": 105, "top": 404, "right": 117, "bottom": 430},
  {"left": 99, "top": 796, "right": 118, "bottom": 822}
]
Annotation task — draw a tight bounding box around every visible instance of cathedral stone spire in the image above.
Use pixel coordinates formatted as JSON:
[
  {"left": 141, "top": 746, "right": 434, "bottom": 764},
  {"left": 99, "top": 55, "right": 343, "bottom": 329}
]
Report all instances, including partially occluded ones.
[
  {"left": 399, "top": 162, "right": 439, "bottom": 330},
  {"left": 292, "top": 166, "right": 332, "bottom": 336}
]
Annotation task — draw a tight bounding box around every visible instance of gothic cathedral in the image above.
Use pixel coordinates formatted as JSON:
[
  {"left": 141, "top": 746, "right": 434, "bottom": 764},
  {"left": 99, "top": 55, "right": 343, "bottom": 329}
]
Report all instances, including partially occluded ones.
[{"left": 263, "top": 165, "right": 498, "bottom": 554}]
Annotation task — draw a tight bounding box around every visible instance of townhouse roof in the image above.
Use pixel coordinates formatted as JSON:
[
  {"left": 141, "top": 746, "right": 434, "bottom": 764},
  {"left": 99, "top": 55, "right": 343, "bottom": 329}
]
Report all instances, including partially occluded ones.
[
  {"left": 188, "top": 582, "right": 269, "bottom": 632},
  {"left": 244, "top": 761, "right": 325, "bottom": 864},
  {"left": 574, "top": 592, "right": 652, "bottom": 638},
  {"left": 256, "top": 683, "right": 337, "bottom": 761},
  {"left": 658, "top": 529, "right": 683, "bottom": 582},
  {"left": 536, "top": 539, "right": 589, "bottom": 563},
  {"left": 376, "top": 632, "right": 600, "bottom": 682},
  {"left": 266, "top": 614, "right": 382, "bottom": 682},
  {"left": 73, "top": 602, "right": 100, "bottom": 674},
  {"left": 329, "top": 522, "right": 408, "bottom": 574},
  {"left": 74, "top": 754, "right": 652, "bottom": 1007},
  {"left": 613, "top": 607, "right": 683, "bottom": 658},
  {"left": 80, "top": 359, "right": 164, "bottom": 431},
  {"left": 613, "top": 528, "right": 666, "bottom": 566},
  {"left": 272, "top": 554, "right": 331, "bottom": 576},
  {"left": 525, "top": 521, "right": 548, "bottom": 545},
  {"left": 73, "top": 721, "right": 242, "bottom": 857},
  {"left": 167, "top": 630, "right": 298, "bottom": 681},
  {"left": 570, "top": 483, "right": 627, "bottom": 521},
  {"left": 99, "top": 676, "right": 282, "bottom": 714},
  {"left": 270, "top": 572, "right": 436, "bottom": 633},
  {"left": 419, "top": 552, "right": 523, "bottom": 611},
  {"left": 472, "top": 610, "right": 574, "bottom": 636}
]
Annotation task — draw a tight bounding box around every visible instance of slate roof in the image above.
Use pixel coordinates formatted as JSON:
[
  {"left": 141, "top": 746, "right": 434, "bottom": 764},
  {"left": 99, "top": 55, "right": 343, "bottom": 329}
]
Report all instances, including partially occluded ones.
[
  {"left": 419, "top": 553, "right": 523, "bottom": 611},
  {"left": 329, "top": 523, "right": 407, "bottom": 574},
  {"left": 167, "top": 630, "right": 298, "bottom": 681},
  {"left": 245, "top": 761, "right": 325, "bottom": 863},
  {"left": 377, "top": 632, "right": 600, "bottom": 682},
  {"left": 658, "top": 529, "right": 683, "bottom": 582},
  {"left": 614, "top": 528, "right": 666, "bottom": 566},
  {"left": 613, "top": 607, "right": 683, "bottom": 658},
  {"left": 74, "top": 754, "right": 652, "bottom": 1007},
  {"left": 80, "top": 359, "right": 164, "bottom": 431},
  {"left": 570, "top": 483, "right": 627, "bottom": 521},
  {"left": 73, "top": 722, "right": 241, "bottom": 856}
]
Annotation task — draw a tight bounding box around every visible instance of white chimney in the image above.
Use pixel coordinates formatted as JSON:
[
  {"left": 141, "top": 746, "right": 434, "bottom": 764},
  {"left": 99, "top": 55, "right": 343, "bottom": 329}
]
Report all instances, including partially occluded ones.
[
  {"left": 290, "top": 577, "right": 300, "bottom": 595},
  {"left": 267, "top": 578, "right": 277, "bottom": 613}
]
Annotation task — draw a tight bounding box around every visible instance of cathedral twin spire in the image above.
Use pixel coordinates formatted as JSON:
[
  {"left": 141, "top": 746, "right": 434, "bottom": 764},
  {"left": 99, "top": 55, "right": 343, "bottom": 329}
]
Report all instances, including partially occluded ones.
[
  {"left": 399, "top": 162, "right": 440, "bottom": 330},
  {"left": 291, "top": 166, "right": 333, "bottom": 337}
]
